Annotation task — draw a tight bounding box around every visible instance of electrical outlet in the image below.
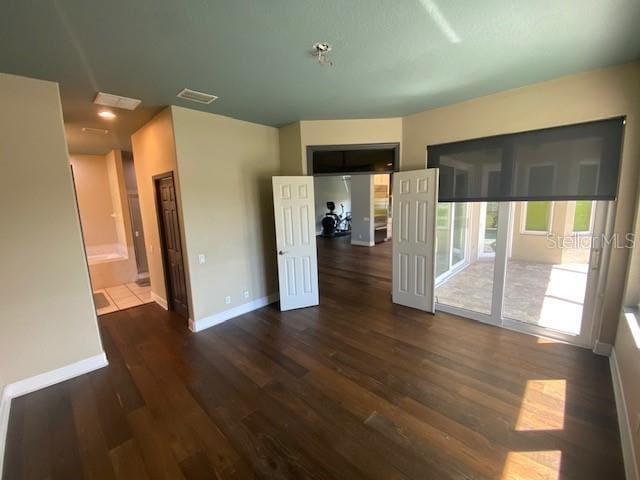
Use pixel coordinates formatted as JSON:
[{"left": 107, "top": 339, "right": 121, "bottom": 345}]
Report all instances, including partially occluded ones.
[
  {"left": 224, "top": 296, "right": 231, "bottom": 305},
  {"left": 243, "top": 290, "right": 250, "bottom": 299},
  {"left": 198, "top": 254, "right": 206, "bottom": 265}
]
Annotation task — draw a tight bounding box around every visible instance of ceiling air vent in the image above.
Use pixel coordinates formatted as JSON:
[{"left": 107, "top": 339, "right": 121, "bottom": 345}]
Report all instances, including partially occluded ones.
[
  {"left": 94, "top": 92, "right": 141, "bottom": 110},
  {"left": 176, "top": 88, "right": 218, "bottom": 104}
]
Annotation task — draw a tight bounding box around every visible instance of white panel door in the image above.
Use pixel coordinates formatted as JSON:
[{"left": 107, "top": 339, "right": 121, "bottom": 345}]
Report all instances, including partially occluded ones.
[
  {"left": 272, "top": 176, "right": 319, "bottom": 311},
  {"left": 392, "top": 169, "right": 437, "bottom": 312}
]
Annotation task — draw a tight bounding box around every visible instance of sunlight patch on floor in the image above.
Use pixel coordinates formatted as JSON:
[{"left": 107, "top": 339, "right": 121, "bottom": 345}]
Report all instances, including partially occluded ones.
[
  {"left": 515, "top": 379, "right": 566, "bottom": 431},
  {"left": 501, "top": 450, "right": 562, "bottom": 480}
]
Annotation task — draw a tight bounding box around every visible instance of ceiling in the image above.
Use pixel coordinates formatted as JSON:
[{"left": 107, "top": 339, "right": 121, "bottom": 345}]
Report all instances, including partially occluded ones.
[{"left": 1, "top": 0, "right": 639, "bottom": 155}]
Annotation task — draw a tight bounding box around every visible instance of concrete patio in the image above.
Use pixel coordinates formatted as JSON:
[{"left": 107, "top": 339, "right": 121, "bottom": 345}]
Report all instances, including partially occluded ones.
[{"left": 435, "top": 259, "right": 588, "bottom": 335}]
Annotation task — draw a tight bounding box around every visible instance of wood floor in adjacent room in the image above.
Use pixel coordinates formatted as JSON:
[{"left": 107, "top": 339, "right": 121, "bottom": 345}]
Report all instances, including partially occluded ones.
[{"left": 2, "top": 237, "right": 625, "bottom": 479}]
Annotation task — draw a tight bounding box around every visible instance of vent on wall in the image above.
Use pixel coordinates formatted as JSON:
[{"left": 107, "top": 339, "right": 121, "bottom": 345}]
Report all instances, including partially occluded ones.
[{"left": 176, "top": 88, "right": 218, "bottom": 104}]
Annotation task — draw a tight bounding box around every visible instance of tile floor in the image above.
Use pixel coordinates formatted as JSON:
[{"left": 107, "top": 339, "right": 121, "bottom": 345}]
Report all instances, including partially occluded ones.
[
  {"left": 93, "top": 282, "right": 153, "bottom": 315},
  {"left": 435, "top": 259, "right": 588, "bottom": 335}
]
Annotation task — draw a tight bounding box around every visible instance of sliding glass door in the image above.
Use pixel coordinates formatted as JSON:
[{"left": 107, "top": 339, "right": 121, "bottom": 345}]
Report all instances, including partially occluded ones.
[
  {"left": 435, "top": 200, "right": 609, "bottom": 346},
  {"left": 435, "top": 203, "right": 469, "bottom": 281}
]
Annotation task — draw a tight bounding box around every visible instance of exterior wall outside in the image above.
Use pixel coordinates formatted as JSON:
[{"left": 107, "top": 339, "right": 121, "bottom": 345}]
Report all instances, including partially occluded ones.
[{"left": 510, "top": 202, "right": 590, "bottom": 264}]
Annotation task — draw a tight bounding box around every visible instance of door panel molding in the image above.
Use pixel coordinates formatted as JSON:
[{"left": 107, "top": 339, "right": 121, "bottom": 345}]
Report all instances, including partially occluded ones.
[
  {"left": 392, "top": 169, "right": 437, "bottom": 312},
  {"left": 273, "top": 176, "right": 319, "bottom": 311},
  {"left": 153, "top": 171, "right": 189, "bottom": 319}
]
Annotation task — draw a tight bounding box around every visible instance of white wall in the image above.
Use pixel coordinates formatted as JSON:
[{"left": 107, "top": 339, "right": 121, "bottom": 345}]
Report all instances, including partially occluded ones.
[
  {"left": 313, "top": 176, "right": 351, "bottom": 234},
  {"left": 0, "top": 73, "right": 104, "bottom": 386},
  {"left": 350, "top": 175, "right": 375, "bottom": 246}
]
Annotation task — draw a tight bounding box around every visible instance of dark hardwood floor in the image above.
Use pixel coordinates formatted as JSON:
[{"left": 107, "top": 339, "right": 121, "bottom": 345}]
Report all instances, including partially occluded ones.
[{"left": 3, "top": 236, "right": 624, "bottom": 479}]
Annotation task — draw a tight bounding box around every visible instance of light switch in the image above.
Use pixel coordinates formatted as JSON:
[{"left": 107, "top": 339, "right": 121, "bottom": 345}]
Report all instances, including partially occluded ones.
[{"left": 198, "top": 254, "right": 206, "bottom": 264}]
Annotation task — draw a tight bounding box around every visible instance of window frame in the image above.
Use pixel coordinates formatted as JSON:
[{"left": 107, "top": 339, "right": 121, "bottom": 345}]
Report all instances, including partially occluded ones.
[
  {"left": 571, "top": 200, "right": 596, "bottom": 235},
  {"left": 521, "top": 201, "right": 554, "bottom": 235}
]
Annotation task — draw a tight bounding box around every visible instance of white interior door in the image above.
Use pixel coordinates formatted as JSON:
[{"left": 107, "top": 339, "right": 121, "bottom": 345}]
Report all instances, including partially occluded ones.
[
  {"left": 392, "top": 169, "right": 437, "bottom": 312},
  {"left": 272, "top": 176, "right": 319, "bottom": 311}
]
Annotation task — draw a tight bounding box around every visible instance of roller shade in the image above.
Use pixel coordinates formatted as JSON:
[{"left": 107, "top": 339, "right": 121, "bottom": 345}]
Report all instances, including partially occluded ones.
[{"left": 427, "top": 117, "right": 625, "bottom": 202}]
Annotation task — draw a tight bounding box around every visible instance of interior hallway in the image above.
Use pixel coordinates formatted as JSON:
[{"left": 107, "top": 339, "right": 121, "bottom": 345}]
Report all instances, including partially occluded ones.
[{"left": 2, "top": 237, "right": 624, "bottom": 479}]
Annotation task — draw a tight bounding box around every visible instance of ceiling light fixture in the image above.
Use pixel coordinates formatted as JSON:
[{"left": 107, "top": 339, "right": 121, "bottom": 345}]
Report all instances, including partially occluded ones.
[
  {"left": 98, "top": 110, "right": 116, "bottom": 120},
  {"left": 311, "top": 43, "right": 333, "bottom": 66}
]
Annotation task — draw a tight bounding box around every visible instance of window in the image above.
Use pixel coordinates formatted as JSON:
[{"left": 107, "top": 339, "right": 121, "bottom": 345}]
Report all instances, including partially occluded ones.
[
  {"left": 573, "top": 200, "right": 593, "bottom": 233},
  {"left": 523, "top": 201, "right": 552, "bottom": 233}
]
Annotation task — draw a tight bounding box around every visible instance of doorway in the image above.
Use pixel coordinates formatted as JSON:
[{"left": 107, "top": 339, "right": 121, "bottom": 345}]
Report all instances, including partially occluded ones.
[
  {"left": 154, "top": 172, "right": 189, "bottom": 318},
  {"left": 434, "top": 200, "right": 609, "bottom": 345}
]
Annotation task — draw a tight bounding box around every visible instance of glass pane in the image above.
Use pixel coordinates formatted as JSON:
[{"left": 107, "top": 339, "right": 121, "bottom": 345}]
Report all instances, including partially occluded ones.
[
  {"left": 525, "top": 201, "right": 551, "bottom": 232},
  {"left": 436, "top": 202, "right": 495, "bottom": 315},
  {"left": 452, "top": 203, "right": 467, "bottom": 265},
  {"left": 504, "top": 201, "right": 590, "bottom": 335},
  {"left": 482, "top": 202, "right": 499, "bottom": 255},
  {"left": 435, "top": 204, "right": 451, "bottom": 278},
  {"left": 573, "top": 201, "right": 593, "bottom": 232}
]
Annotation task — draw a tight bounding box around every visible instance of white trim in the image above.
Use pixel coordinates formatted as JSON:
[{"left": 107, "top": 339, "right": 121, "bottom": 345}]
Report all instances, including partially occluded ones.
[
  {"left": 151, "top": 291, "right": 168, "bottom": 310},
  {"left": 521, "top": 200, "right": 555, "bottom": 235},
  {"left": 189, "top": 293, "right": 279, "bottom": 333},
  {"left": 3, "top": 353, "right": 108, "bottom": 399},
  {"left": 610, "top": 349, "right": 640, "bottom": 480},
  {"left": 351, "top": 240, "right": 375, "bottom": 247},
  {"left": 593, "top": 341, "right": 613, "bottom": 356},
  {"left": 0, "top": 352, "right": 108, "bottom": 474},
  {"left": 0, "top": 387, "right": 11, "bottom": 476}
]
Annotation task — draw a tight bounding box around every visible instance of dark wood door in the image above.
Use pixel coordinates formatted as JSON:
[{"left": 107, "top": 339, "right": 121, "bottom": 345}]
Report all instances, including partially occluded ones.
[{"left": 156, "top": 174, "right": 189, "bottom": 318}]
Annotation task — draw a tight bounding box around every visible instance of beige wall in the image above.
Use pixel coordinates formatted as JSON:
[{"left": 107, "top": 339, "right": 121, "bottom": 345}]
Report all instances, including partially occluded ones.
[
  {"left": 614, "top": 311, "right": 640, "bottom": 471},
  {"left": 279, "top": 122, "right": 304, "bottom": 175},
  {"left": 403, "top": 63, "right": 640, "bottom": 344},
  {"left": 278, "top": 118, "right": 403, "bottom": 175},
  {"left": 0, "top": 73, "right": 103, "bottom": 386},
  {"left": 171, "top": 106, "right": 280, "bottom": 322},
  {"left": 509, "top": 202, "right": 590, "bottom": 264},
  {"left": 69, "top": 154, "right": 119, "bottom": 246},
  {"left": 131, "top": 108, "right": 183, "bottom": 305}
]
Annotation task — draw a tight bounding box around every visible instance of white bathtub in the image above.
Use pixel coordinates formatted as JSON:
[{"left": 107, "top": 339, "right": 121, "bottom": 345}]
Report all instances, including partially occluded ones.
[{"left": 86, "top": 243, "right": 128, "bottom": 265}]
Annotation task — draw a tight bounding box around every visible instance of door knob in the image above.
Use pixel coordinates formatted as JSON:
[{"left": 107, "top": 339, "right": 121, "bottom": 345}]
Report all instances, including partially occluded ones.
[{"left": 278, "top": 250, "right": 287, "bottom": 255}]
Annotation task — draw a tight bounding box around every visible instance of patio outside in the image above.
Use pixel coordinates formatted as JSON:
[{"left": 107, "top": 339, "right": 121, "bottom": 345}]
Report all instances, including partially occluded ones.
[{"left": 435, "top": 201, "right": 593, "bottom": 336}]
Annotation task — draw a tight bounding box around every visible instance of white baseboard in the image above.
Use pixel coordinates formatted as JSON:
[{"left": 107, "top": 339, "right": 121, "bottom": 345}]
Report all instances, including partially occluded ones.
[
  {"left": 190, "top": 293, "right": 279, "bottom": 333},
  {"left": 0, "top": 352, "right": 108, "bottom": 475},
  {"left": 351, "top": 240, "right": 375, "bottom": 247},
  {"left": 610, "top": 349, "right": 639, "bottom": 480},
  {"left": 593, "top": 341, "right": 613, "bottom": 356},
  {"left": 0, "top": 386, "right": 11, "bottom": 476},
  {"left": 151, "top": 291, "right": 168, "bottom": 310}
]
